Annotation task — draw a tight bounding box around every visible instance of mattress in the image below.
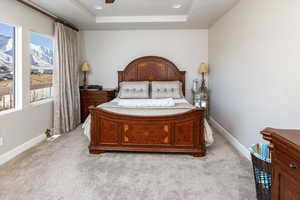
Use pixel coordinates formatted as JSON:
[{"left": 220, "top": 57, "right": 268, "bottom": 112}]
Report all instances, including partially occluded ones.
[{"left": 98, "top": 98, "right": 195, "bottom": 116}]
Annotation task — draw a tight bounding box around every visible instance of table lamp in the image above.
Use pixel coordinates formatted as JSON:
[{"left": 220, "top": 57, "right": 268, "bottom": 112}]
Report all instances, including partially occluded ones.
[
  {"left": 81, "top": 62, "right": 90, "bottom": 89},
  {"left": 199, "top": 62, "right": 208, "bottom": 90}
]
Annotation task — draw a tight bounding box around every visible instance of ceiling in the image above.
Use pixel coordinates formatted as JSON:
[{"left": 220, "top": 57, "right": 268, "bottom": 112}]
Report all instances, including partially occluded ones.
[
  {"left": 26, "top": 0, "right": 239, "bottom": 30},
  {"left": 81, "top": 0, "right": 194, "bottom": 16}
]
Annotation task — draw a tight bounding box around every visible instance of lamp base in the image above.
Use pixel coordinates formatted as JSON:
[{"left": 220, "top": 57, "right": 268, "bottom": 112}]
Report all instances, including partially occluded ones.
[
  {"left": 83, "top": 72, "right": 88, "bottom": 89},
  {"left": 200, "top": 72, "right": 206, "bottom": 90}
]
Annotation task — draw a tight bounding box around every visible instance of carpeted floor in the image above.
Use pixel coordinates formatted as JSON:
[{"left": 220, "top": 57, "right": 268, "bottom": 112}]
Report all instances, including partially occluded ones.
[{"left": 0, "top": 126, "right": 256, "bottom": 200}]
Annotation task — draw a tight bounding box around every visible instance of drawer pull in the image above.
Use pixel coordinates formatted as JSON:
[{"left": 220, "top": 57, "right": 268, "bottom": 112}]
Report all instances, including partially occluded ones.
[{"left": 289, "top": 163, "right": 298, "bottom": 169}]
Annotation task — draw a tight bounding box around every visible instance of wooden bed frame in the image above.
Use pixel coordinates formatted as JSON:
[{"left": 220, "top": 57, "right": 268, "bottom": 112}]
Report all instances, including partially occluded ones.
[{"left": 89, "top": 56, "right": 206, "bottom": 157}]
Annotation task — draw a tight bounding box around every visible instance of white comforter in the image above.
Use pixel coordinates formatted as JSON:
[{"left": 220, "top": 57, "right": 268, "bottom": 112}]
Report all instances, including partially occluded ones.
[
  {"left": 117, "top": 98, "right": 175, "bottom": 107},
  {"left": 82, "top": 98, "right": 214, "bottom": 146}
]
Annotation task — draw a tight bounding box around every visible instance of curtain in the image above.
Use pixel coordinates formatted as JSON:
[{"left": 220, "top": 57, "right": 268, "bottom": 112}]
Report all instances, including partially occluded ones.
[{"left": 53, "top": 22, "right": 80, "bottom": 134}]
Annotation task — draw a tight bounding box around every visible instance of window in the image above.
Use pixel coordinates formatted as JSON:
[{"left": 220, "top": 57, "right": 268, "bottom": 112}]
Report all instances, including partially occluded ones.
[
  {"left": 29, "top": 32, "right": 54, "bottom": 103},
  {"left": 0, "top": 23, "right": 15, "bottom": 112}
]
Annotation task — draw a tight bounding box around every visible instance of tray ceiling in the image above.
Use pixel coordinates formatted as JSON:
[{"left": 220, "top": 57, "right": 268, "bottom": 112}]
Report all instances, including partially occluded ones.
[{"left": 26, "top": 0, "right": 239, "bottom": 30}]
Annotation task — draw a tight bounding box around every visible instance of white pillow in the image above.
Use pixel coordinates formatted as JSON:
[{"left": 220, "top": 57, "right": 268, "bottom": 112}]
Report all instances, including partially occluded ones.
[
  {"left": 151, "top": 81, "right": 184, "bottom": 99},
  {"left": 118, "top": 81, "right": 149, "bottom": 99}
]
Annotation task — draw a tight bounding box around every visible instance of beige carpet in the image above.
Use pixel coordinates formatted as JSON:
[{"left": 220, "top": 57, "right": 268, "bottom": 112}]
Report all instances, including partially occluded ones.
[{"left": 0, "top": 126, "right": 256, "bottom": 200}]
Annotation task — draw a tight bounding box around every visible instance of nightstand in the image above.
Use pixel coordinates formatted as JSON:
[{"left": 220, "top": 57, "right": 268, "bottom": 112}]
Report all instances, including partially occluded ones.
[
  {"left": 193, "top": 90, "right": 209, "bottom": 119},
  {"left": 80, "top": 89, "right": 116, "bottom": 122}
]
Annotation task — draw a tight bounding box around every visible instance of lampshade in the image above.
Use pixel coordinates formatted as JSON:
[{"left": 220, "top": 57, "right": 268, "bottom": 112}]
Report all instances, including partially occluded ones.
[
  {"left": 199, "top": 63, "right": 208, "bottom": 73},
  {"left": 81, "top": 62, "right": 90, "bottom": 72}
]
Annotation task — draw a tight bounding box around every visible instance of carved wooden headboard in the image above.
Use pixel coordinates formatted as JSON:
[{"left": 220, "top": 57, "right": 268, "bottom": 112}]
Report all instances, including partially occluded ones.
[{"left": 118, "top": 56, "right": 186, "bottom": 95}]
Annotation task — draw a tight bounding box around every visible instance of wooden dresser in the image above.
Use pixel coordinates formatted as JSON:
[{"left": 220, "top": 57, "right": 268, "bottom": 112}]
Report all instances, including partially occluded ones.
[
  {"left": 261, "top": 128, "right": 300, "bottom": 200},
  {"left": 80, "top": 89, "right": 115, "bottom": 122}
]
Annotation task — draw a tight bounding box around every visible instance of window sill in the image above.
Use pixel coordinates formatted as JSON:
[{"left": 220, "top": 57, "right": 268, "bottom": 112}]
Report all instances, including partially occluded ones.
[
  {"left": 0, "top": 99, "right": 54, "bottom": 116},
  {"left": 0, "top": 108, "right": 21, "bottom": 117},
  {"left": 30, "top": 98, "right": 54, "bottom": 107}
]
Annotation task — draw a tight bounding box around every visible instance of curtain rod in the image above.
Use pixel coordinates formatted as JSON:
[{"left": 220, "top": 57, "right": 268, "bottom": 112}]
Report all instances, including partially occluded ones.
[{"left": 16, "top": 0, "right": 79, "bottom": 32}]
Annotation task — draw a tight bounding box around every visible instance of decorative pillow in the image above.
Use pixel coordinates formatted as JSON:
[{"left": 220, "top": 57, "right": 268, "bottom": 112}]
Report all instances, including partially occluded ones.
[
  {"left": 118, "top": 81, "right": 149, "bottom": 99},
  {"left": 151, "top": 81, "right": 184, "bottom": 99}
]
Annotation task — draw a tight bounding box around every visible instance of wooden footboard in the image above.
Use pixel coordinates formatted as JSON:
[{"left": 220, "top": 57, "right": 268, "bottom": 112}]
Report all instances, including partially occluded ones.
[{"left": 89, "top": 106, "right": 206, "bottom": 157}]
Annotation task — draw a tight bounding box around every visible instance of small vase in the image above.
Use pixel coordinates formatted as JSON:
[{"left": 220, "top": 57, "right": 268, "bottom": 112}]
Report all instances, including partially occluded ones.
[{"left": 192, "top": 79, "right": 199, "bottom": 94}]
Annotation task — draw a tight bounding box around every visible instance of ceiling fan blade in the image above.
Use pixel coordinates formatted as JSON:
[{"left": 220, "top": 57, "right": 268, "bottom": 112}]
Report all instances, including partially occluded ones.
[{"left": 105, "top": 0, "right": 115, "bottom": 3}]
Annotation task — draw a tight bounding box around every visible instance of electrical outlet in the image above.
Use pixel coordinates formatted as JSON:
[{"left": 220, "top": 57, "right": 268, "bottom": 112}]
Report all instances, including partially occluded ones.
[{"left": 0, "top": 137, "right": 3, "bottom": 146}]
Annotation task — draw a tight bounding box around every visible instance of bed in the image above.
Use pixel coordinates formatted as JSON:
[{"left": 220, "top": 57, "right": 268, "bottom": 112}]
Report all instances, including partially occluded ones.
[{"left": 85, "top": 56, "right": 208, "bottom": 157}]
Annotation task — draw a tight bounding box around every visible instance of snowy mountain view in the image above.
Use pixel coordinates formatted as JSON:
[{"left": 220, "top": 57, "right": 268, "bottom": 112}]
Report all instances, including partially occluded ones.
[
  {"left": 0, "top": 35, "right": 54, "bottom": 71},
  {"left": 30, "top": 32, "right": 54, "bottom": 74},
  {"left": 0, "top": 25, "right": 53, "bottom": 72},
  {"left": 30, "top": 42, "right": 54, "bottom": 70},
  {"left": 0, "top": 23, "right": 15, "bottom": 110},
  {"left": 30, "top": 43, "right": 53, "bottom": 69},
  {"left": 1, "top": 23, "right": 54, "bottom": 108},
  {"left": 0, "top": 34, "right": 14, "bottom": 68}
]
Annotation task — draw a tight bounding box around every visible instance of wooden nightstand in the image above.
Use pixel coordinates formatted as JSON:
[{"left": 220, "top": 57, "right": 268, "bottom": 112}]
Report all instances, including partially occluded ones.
[
  {"left": 80, "top": 89, "right": 116, "bottom": 122},
  {"left": 261, "top": 128, "right": 300, "bottom": 199}
]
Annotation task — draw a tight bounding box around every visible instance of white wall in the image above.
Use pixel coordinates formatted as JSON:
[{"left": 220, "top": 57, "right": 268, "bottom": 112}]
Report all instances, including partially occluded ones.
[
  {"left": 80, "top": 30, "right": 208, "bottom": 100},
  {"left": 209, "top": 0, "right": 300, "bottom": 148},
  {"left": 0, "top": 0, "right": 54, "bottom": 155}
]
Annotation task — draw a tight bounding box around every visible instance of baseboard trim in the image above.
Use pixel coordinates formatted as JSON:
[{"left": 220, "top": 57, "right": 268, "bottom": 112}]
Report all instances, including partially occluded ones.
[
  {"left": 0, "top": 134, "right": 46, "bottom": 165},
  {"left": 209, "top": 117, "right": 251, "bottom": 160}
]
